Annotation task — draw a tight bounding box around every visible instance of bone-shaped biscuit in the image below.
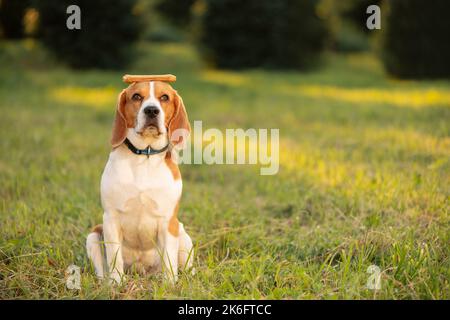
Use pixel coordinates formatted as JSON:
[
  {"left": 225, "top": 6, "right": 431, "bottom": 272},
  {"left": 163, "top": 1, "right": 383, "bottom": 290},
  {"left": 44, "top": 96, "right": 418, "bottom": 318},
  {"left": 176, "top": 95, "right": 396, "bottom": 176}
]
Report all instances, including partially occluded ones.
[{"left": 122, "top": 74, "right": 176, "bottom": 83}]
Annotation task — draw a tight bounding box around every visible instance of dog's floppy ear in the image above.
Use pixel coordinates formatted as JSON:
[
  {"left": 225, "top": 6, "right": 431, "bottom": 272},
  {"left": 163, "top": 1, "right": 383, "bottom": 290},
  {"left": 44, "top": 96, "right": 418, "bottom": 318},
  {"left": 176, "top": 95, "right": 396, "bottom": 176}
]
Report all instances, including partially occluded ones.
[
  {"left": 168, "top": 92, "right": 191, "bottom": 148},
  {"left": 110, "top": 89, "right": 128, "bottom": 148}
]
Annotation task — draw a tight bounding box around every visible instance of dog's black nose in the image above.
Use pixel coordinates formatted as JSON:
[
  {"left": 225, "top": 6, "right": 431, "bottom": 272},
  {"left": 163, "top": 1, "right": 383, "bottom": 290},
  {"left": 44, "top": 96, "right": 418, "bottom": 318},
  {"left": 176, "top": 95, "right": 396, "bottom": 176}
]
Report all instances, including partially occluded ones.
[{"left": 144, "top": 106, "right": 160, "bottom": 118}]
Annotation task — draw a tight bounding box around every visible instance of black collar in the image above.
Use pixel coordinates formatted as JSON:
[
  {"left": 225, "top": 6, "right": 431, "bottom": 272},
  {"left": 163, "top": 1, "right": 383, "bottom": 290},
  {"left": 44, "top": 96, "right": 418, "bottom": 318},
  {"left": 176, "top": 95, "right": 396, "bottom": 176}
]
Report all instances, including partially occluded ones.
[{"left": 124, "top": 138, "right": 169, "bottom": 157}]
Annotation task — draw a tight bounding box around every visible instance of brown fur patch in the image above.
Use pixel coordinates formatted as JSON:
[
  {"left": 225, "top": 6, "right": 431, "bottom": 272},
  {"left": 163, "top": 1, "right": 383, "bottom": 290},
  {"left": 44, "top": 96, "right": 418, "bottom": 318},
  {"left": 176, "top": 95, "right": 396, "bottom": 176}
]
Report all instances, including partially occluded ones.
[
  {"left": 91, "top": 224, "right": 103, "bottom": 234},
  {"left": 124, "top": 82, "right": 150, "bottom": 127},
  {"left": 165, "top": 152, "right": 181, "bottom": 180},
  {"left": 168, "top": 202, "right": 180, "bottom": 237},
  {"left": 110, "top": 90, "right": 128, "bottom": 148},
  {"left": 111, "top": 83, "right": 150, "bottom": 148},
  {"left": 153, "top": 81, "right": 176, "bottom": 124},
  {"left": 153, "top": 82, "right": 191, "bottom": 147}
]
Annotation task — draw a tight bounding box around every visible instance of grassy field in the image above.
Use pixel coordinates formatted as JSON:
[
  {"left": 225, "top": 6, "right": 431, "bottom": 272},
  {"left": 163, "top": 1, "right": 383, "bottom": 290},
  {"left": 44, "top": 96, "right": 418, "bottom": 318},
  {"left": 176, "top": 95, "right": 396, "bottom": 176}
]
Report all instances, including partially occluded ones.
[{"left": 0, "top": 40, "right": 449, "bottom": 299}]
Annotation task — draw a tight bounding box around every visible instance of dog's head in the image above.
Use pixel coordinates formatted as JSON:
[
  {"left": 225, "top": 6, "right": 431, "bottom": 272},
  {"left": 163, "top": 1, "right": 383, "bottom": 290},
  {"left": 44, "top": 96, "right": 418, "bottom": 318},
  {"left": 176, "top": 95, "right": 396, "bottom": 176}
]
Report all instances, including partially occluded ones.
[{"left": 111, "top": 81, "right": 190, "bottom": 149}]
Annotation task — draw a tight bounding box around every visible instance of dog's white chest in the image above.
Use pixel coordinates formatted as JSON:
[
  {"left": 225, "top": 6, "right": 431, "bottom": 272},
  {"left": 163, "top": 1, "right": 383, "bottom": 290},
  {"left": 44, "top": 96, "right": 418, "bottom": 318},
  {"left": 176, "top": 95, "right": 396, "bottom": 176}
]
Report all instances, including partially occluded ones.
[
  {"left": 100, "top": 151, "right": 182, "bottom": 268},
  {"left": 101, "top": 152, "right": 182, "bottom": 219}
]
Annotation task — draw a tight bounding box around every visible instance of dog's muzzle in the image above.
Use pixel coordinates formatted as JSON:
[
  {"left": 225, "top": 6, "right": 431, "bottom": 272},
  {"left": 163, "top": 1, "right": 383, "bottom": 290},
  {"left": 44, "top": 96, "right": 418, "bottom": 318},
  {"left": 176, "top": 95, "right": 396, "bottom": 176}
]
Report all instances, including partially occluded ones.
[
  {"left": 141, "top": 105, "right": 162, "bottom": 134},
  {"left": 144, "top": 106, "right": 160, "bottom": 119}
]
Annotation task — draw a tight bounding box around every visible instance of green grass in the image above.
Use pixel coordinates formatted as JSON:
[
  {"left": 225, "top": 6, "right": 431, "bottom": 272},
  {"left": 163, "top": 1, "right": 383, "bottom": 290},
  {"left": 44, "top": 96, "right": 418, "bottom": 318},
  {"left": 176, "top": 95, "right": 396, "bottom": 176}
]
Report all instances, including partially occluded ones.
[{"left": 0, "top": 40, "right": 449, "bottom": 299}]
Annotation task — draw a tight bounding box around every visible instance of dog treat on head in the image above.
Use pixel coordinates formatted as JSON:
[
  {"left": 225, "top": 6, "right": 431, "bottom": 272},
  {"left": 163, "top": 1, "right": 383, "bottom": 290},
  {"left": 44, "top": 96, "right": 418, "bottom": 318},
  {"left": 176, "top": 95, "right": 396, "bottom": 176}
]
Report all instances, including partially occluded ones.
[{"left": 122, "top": 74, "right": 176, "bottom": 83}]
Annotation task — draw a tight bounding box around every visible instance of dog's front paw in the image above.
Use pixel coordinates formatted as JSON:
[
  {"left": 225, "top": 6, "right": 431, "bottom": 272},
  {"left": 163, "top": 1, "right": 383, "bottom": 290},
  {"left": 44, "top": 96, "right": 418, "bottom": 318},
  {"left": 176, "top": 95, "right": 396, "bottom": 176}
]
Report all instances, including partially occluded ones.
[
  {"left": 108, "top": 271, "right": 124, "bottom": 285},
  {"left": 164, "top": 272, "right": 178, "bottom": 285}
]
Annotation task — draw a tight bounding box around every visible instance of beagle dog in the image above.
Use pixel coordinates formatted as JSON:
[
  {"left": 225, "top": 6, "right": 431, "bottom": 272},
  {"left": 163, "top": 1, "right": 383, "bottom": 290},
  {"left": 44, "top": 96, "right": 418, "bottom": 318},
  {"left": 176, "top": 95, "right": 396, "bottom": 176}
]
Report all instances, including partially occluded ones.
[{"left": 86, "top": 78, "right": 193, "bottom": 284}]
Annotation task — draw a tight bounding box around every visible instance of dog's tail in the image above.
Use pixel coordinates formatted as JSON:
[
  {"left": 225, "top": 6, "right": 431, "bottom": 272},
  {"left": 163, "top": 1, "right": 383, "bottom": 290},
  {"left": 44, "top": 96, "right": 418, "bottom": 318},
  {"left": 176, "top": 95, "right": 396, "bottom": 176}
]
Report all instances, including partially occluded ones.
[{"left": 86, "top": 224, "right": 105, "bottom": 279}]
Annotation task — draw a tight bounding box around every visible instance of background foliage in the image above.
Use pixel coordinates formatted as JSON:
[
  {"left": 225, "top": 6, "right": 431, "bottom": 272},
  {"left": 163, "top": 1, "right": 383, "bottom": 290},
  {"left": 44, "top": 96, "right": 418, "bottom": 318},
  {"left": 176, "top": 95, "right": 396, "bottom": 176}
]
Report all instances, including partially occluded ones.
[
  {"left": 155, "top": 0, "right": 196, "bottom": 28},
  {"left": 381, "top": 0, "right": 450, "bottom": 79},
  {"left": 0, "top": 0, "right": 31, "bottom": 38},
  {"left": 35, "top": 0, "right": 143, "bottom": 69},
  {"left": 0, "top": 41, "right": 448, "bottom": 299},
  {"left": 1, "top": 0, "right": 449, "bottom": 78},
  {"left": 200, "top": 0, "right": 328, "bottom": 69},
  {"left": 0, "top": 0, "right": 449, "bottom": 300}
]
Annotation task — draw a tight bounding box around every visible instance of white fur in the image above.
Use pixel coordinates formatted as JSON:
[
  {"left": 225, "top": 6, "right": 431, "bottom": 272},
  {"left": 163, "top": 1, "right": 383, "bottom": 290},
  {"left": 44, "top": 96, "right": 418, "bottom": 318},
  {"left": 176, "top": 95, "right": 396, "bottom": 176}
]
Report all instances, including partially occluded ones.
[{"left": 86, "top": 232, "right": 104, "bottom": 278}]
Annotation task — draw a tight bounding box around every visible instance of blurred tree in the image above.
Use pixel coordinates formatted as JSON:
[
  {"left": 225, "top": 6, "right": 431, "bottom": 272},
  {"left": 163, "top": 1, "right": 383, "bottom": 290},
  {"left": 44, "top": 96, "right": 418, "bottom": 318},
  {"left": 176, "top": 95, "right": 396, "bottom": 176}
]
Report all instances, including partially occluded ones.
[
  {"left": 340, "top": 0, "right": 381, "bottom": 34},
  {"left": 201, "top": 0, "right": 268, "bottom": 69},
  {"left": 0, "top": 0, "right": 31, "bottom": 38},
  {"left": 318, "top": 0, "right": 381, "bottom": 52},
  {"left": 35, "top": 0, "right": 143, "bottom": 69},
  {"left": 267, "top": 1, "right": 328, "bottom": 69},
  {"left": 155, "top": 0, "right": 196, "bottom": 28},
  {"left": 200, "top": 0, "right": 328, "bottom": 69},
  {"left": 381, "top": 0, "right": 450, "bottom": 78}
]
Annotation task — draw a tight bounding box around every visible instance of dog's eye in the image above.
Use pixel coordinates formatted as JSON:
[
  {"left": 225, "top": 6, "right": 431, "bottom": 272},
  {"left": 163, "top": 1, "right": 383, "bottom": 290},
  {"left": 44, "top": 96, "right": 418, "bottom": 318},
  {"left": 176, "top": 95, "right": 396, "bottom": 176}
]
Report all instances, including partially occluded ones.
[
  {"left": 132, "top": 93, "right": 143, "bottom": 101},
  {"left": 160, "top": 94, "right": 169, "bottom": 102}
]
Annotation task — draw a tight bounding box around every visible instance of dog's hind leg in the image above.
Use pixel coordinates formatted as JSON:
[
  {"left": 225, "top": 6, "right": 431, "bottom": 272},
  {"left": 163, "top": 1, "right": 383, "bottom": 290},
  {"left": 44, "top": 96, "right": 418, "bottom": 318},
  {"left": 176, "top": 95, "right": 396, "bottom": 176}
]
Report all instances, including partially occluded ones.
[
  {"left": 178, "top": 223, "right": 194, "bottom": 272},
  {"left": 86, "top": 224, "right": 105, "bottom": 279}
]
